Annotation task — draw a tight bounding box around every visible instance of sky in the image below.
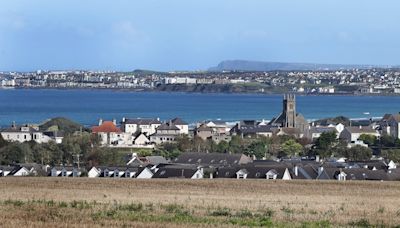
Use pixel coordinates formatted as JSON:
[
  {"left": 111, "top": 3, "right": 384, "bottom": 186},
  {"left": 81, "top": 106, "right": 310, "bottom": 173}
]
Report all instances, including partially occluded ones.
[{"left": 0, "top": 0, "right": 399, "bottom": 71}]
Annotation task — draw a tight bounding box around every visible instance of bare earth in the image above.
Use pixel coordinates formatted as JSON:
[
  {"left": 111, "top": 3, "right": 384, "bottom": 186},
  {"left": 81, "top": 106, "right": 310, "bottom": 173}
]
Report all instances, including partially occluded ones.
[{"left": 0, "top": 177, "right": 399, "bottom": 227}]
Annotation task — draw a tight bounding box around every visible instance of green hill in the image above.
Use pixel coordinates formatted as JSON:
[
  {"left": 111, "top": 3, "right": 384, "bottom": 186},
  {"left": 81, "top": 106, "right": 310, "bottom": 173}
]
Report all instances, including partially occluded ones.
[{"left": 39, "top": 117, "right": 84, "bottom": 134}]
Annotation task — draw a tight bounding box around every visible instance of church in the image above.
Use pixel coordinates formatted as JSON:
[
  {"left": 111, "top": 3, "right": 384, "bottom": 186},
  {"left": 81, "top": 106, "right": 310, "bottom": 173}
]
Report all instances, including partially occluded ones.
[{"left": 268, "top": 94, "right": 309, "bottom": 136}]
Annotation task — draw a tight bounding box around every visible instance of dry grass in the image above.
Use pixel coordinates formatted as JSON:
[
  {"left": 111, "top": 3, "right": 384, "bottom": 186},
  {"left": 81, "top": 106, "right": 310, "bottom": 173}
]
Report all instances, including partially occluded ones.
[{"left": 0, "top": 177, "right": 399, "bottom": 227}]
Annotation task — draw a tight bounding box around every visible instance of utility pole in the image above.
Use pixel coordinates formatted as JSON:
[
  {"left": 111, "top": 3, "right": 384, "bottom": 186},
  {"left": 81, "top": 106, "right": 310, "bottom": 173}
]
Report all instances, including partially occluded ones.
[{"left": 73, "top": 154, "right": 83, "bottom": 169}]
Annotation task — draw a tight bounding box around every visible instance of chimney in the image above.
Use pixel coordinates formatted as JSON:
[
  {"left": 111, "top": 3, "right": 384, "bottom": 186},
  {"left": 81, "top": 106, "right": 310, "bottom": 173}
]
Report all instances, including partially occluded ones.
[
  {"left": 113, "top": 119, "right": 117, "bottom": 125},
  {"left": 318, "top": 166, "right": 324, "bottom": 175},
  {"left": 294, "top": 165, "right": 298, "bottom": 176},
  {"left": 157, "top": 117, "right": 160, "bottom": 121},
  {"left": 98, "top": 118, "right": 103, "bottom": 126},
  {"left": 11, "top": 121, "right": 16, "bottom": 129},
  {"left": 359, "top": 125, "right": 362, "bottom": 129},
  {"left": 122, "top": 117, "right": 126, "bottom": 123},
  {"left": 316, "top": 155, "right": 320, "bottom": 162}
]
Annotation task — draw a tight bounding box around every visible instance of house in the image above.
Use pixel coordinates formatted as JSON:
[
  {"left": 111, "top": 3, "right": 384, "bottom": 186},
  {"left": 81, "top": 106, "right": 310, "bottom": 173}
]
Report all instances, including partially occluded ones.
[
  {"left": 88, "top": 167, "right": 101, "bottom": 178},
  {"left": 306, "top": 126, "right": 337, "bottom": 140},
  {"left": 150, "top": 122, "right": 182, "bottom": 144},
  {"left": 120, "top": 118, "right": 161, "bottom": 135},
  {"left": 152, "top": 165, "right": 203, "bottom": 179},
  {"left": 204, "top": 120, "right": 231, "bottom": 134},
  {"left": 8, "top": 166, "right": 31, "bottom": 176},
  {"left": 0, "top": 166, "right": 15, "bottom": 176},
  {"left": 230, "top": 122, "right": 275, "bottom": 138},
  {"left": 232, "top": 165, "right": 292, "bottom": 180},
  {"left": 92, "top": 119, "right": 126, "bottom": 145},
  {"left": 135, "top": 167, "right": 154, "bottom": 179},
  {"left": 194, "top": 124, "right": 213, "bottom": 140},
  {"left": 339, "top": 126, "right": 380, "bottom": 143},
  {"left": 170, "top": 118, "right": 189, "bottom": 134},
  {"left": 194, "top": 123, "right": 232, "bottom": 142},
  {"left": 132, "top": 132, "right": 151, "bottom": 145},
  {"left": 173, "top": 152, "right": 253, "bottom": 167},
  {"left": 387, "top": 114, "right": 400, "bottom": 139},
  {"left": 275, "top": 127, "right": 303, "bottom": 138},
  {"left": 1, "top": 122, "right": 63, "bottom": 144},
  {"left": 50, "top": 166, "right": 82, "bottom": 177}
]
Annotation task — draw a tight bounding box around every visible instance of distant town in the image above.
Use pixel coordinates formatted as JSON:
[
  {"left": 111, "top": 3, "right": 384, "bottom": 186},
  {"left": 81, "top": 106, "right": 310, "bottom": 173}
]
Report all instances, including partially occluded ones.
[
  {"left": 2, "top": 67, "right": 400, "bottom": 95},
  {"left": 1, "top": 94, "right": 399, "bottom": 181}
]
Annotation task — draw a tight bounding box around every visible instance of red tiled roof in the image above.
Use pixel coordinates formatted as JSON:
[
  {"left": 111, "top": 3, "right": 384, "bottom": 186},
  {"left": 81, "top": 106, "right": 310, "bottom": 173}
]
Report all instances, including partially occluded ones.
[{"left": 92, "top": 121, "right": 121, "bottom": 133}]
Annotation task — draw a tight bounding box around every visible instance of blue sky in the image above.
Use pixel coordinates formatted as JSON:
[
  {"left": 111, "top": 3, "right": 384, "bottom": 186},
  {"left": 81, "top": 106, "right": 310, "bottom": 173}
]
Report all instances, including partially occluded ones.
[{"left": 0, "top": 0, "right": 399, "bottom": 71}]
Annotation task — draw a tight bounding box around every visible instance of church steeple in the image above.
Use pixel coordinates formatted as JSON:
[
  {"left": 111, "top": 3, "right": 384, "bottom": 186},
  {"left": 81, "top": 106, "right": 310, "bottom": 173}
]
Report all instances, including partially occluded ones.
[{"left": 283, "top": 94, "right": 296, "bottom": 128}]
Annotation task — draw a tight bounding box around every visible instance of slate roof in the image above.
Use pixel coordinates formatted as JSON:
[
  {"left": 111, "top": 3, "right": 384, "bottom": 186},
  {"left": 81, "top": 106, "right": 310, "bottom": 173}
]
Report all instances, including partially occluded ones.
[
  {"left": 173, "top": 152, "right": 248, "bottom": 166},
  {"left": 309, "top": 127, "right": 337, "bottom": 134},
  {"left": 345, "top": 126, "right": 376, "bottom": 134},
  {"left": 152, "top": 166, "right": 198, "bottom": 178},
  {"left": 1, "top": 125, "right": 40, "bottom": 133},
  {"left": 170, "top": 117, "right": 188, "bottom": 125},
  {"left": 157, "top": 123, "right": 180, "bottom": 131},
  {"left": 123, "top": 118, "right": 161, "bottom": 125},
  {"left": 196, "top": 124, "right": 213, "bottom": 132},
  {"left": 237, "top": 125, "right": 274, "bottom": 134}
]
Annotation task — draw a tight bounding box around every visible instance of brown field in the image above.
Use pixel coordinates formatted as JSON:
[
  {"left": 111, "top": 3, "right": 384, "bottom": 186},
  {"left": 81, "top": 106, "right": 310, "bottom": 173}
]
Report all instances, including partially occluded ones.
[{"left": 0, "top": 178, "right": 399, "bottom": 227}]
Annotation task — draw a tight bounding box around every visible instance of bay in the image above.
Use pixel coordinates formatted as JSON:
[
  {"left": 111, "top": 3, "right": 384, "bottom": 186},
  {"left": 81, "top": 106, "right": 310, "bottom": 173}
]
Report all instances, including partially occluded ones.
[{"left": 1, "top": 89, "right": 399, "bottom": 126}]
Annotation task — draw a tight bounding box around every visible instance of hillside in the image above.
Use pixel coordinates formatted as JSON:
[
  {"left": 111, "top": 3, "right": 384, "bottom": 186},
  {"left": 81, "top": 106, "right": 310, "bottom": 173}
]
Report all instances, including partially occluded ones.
[
  {"left": 39, "top": 117, "right": 84, "bottom": 134},
  {"left": 209, "top": 60, "right": 379, "bottom": 72}
]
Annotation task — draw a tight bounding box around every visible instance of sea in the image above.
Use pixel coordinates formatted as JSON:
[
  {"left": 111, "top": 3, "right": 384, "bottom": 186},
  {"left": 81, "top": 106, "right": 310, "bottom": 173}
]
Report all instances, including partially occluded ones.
[{"left": 1, "top": 88, "right": 400, "bottom": 127}]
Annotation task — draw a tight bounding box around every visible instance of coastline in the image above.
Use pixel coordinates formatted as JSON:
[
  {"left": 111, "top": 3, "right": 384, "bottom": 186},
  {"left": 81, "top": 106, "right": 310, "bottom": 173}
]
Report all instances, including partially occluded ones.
[{"left": 2, "top": 86, "right": 400, "bottom": 97}]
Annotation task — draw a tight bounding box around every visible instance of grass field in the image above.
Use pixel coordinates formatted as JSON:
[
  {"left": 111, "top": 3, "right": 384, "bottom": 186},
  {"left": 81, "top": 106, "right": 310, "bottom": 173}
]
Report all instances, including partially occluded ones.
[{"left": 0, "top": 178, "right": 399, "bottom": 227}]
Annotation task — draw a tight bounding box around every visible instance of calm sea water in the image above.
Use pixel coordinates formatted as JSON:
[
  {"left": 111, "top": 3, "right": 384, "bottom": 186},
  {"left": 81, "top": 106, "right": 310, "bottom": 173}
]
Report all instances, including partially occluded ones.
[{"left": 1, "top": 89, "right": 400, "bottom": 126}]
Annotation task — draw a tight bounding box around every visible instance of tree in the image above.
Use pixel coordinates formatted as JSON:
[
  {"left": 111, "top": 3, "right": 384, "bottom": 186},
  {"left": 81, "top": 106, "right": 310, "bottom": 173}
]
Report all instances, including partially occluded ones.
[
  {"left": 229, "top": 135, "right": 244, "bottom": 154},
  {"left": 245, "top": 141, "right": 268, "bottom": 159},
  {"left": 344, "top": 145, "right": 372, "bottom": 161},
  {"left": 215, "top": 141, "right": 229, "bottom": 153},
  {"left": 281, "top": 139, "right": 303, "bottom": 157},
  {"left": 315, "top": 131, "right": 337, "bottom": 150},
  {"left": 381, "top": 149, "right": 400, "bottom": 162},
  {"left": 0, "top": 134, "right": 8, "bottom": 148},
  {"left": 359, "top": 134, "right": 377, "bottom": 147}
]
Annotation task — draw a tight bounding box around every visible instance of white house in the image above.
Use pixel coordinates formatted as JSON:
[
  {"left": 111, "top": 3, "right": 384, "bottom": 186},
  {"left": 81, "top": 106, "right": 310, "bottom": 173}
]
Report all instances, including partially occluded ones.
[
  {"left": 170, "top": 118, "right": 189, "bottom": 134},
  {"left": 121, "top": 118, "right": 161, "bottom": 135},
  {"left": 1, "top": 123, "right": 63, "bottom": 144},
  {"left": 339, "top": 126, "right": 380, "bottom": 143},
  {"left": 387, "top": 114, "right": 400, "bottom": 139}
]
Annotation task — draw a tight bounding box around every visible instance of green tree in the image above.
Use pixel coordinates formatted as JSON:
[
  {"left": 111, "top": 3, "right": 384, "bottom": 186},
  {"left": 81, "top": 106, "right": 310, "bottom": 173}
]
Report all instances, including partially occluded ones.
[
  {"left": 216, "top": 141, "right": 229, "bottom": 153},
  {"left": 281, "top": 139, "right": 303, "bottom": 157},
  {"left": 246, "top": 141, "right": 268, "bottom": 159},
  {"left": 381, "top": 149, "right": 400, "bottom": 162},
  {"left": 229, "top": 135, "right": 244, "bottom": 154},
  {"left": 0, "top": 134, "right": 8, "bottom": 148},
  {"left": 359, "top": 134, "right": 377, "bottom": 146},
  {"left": 344, "top": 145, "right": 372, "bottom": 161}
]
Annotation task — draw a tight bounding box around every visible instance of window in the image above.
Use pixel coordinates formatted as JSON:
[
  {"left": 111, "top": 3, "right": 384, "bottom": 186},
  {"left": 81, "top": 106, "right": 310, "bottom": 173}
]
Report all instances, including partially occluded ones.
[
  {"left": 255, "top": 172, "right": 261, "bottom": 177},
  {"left": 114, "top": 171, "right": 119, "bottom": 177},
  {"left": 104, "top": 170, "right": 109, "bottom": 177},
  {"left": 160, "top": 170, "right": 166, "bottom": 176},
  {"left": 197, "top": 159, "right": 202, "bottom": 163},
  {"left": 225, "top": 172, "right": 230, "bottom": 177},
  {"left": 24, "top": 135, "right": 27, "bottom": 139}
]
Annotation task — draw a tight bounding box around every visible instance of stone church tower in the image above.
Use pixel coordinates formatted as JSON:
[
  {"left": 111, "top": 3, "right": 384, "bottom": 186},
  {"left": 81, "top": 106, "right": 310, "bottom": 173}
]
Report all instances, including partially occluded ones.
[{"left": 283, "top": 94, "right": 296, "bottom": 128}]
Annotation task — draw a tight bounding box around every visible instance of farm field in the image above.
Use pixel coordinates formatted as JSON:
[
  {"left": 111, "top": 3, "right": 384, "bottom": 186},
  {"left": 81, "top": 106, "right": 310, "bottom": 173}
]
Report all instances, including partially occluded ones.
[{"left": 0, "top": 178, "right": 399, "bottom": 227}]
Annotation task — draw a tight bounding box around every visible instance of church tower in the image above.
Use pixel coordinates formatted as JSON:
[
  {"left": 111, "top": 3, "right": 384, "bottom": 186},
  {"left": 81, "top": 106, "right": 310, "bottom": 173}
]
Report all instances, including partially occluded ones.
[{"left": 283, "top": 94, "right": 296, "bottom": 128}]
